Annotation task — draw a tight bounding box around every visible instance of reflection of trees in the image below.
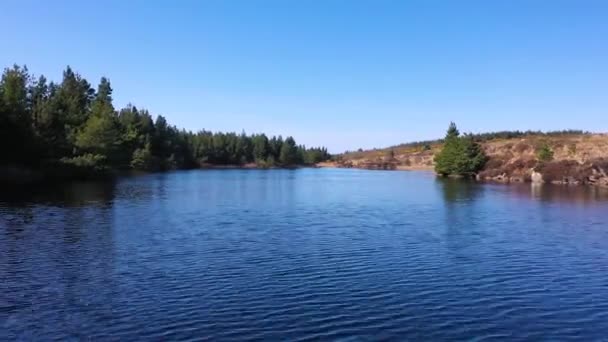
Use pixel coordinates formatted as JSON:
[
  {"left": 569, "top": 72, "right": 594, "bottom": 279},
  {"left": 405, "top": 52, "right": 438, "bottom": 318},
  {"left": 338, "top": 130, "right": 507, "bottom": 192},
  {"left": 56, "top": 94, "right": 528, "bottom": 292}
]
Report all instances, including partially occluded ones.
[
  {"left": 436, "top": 177, "right": 484, "bottom": 204},
  {"left": 437, "top": 177, "right": 608, "bottom": 206},
  {"left": 61, "top": 181, "right": 117, "bottom": 207},
  {"left": 0, "top": 180, "right": 117, "bottom": 208},
  {"left": 526, "top": 183, "right": 608, "bottom": 205},
  {"left": 436, "top": 178, "right": 485, "bottom": 257},
  {"left": 1, "top": 181, "right": 118, "bottom": 333}
]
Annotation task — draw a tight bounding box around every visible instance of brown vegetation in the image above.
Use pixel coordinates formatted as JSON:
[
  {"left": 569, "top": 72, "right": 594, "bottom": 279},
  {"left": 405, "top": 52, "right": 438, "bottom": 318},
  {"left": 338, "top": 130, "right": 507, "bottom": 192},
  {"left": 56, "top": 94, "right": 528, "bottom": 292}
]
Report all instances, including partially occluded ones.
[{"left": 326, "top": 133, "right": 608, "bottom": 187}]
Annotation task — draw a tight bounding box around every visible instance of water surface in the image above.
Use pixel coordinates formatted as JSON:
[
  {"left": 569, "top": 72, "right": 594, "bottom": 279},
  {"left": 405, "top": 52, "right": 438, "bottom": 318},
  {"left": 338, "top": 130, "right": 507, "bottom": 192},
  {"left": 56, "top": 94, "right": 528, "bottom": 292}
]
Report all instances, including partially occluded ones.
[{"left": 1, "top": 169, "right": 608, "bottom": 340}]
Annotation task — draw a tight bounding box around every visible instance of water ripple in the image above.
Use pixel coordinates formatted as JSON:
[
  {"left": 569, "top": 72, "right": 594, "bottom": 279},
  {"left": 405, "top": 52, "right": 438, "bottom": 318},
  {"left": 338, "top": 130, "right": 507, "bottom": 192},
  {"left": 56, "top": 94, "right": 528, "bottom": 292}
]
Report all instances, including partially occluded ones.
[{"left": 1, "top": 169, "right": 608, "bottom": 340}]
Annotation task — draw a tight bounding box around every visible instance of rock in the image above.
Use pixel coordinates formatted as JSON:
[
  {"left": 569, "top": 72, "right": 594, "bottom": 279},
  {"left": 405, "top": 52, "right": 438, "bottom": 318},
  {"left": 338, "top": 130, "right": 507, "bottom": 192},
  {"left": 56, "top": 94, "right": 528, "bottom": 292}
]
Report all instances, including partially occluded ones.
[
  {"left": 493, "top": 173, "right": 508, "bottom": 182},
  {"left": 531, "top": 171, "right": 543, "bottom": 184}
]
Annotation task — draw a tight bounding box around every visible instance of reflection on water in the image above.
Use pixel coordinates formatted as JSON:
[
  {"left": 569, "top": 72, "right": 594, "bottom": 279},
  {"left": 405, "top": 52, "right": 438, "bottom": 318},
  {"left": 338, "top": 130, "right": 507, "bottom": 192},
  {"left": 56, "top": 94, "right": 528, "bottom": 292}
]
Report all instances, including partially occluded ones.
[
  {"left": 528, "top": 182, "right": 608, "bottom": 204},
  {"left": 436, "top": 178, "right": 484, "bottom": 203},
  {"left": 1, "top": 169, "right": 608, "bottom": 340},
  {"left": 435, "top": 177, "right": 608, "bottom": 206},
  {"left": 0, "top": 181, "right": 117, "bottom": 208}
]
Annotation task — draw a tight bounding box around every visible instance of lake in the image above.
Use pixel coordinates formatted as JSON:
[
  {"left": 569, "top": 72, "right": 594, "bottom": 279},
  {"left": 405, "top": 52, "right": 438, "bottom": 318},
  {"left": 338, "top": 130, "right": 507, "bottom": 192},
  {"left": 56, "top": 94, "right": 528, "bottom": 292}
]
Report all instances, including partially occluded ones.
[{"left": 2, "top": 168, "right": 608, "bottom": 340}]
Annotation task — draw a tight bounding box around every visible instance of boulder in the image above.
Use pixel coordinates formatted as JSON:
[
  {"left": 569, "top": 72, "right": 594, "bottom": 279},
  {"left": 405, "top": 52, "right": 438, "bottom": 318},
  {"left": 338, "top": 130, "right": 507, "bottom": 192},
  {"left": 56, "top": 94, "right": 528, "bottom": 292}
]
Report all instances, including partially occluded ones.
[{"left": 531, "top": 171, "right": 543, "bottom": 184}]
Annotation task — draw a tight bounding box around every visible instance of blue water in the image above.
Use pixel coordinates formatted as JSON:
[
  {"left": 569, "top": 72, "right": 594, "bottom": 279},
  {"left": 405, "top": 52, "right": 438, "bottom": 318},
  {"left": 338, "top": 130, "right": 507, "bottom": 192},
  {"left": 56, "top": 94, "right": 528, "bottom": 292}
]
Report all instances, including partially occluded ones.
[{"left": 1, "top": 169, "right": 608, "bottom": 340}]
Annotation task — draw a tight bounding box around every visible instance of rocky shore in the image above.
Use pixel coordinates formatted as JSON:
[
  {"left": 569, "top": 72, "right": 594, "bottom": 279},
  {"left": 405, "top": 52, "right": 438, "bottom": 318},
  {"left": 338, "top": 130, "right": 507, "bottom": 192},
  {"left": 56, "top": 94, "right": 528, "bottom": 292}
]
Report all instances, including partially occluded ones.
[
  {"left": 324, "top": 134, "right": 608, "bottom": 188},
  {"left": 478, "top": 159, "right": 608, "bottom": 187},
  {"left": 477, "top": 135, "right": 608, "bottom": 187}
]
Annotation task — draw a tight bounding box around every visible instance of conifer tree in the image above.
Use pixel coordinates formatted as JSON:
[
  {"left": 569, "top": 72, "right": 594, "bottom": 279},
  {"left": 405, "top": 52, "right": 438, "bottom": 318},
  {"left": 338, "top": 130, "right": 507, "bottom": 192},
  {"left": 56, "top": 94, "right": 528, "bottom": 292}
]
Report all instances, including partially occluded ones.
[
  {"left": 280, "top": 136, "right": 298, "bottom": 165},
  {"left": 434, "top": 122, "right": 486, "bottom": 176}
]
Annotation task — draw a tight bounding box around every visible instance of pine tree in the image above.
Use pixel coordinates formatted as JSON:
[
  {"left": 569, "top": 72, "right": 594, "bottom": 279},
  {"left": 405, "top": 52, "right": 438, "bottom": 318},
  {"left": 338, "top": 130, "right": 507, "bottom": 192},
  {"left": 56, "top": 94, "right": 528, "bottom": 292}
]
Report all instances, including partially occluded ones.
[
  {"left": 537, "top": 143, "right": 554, "bottom": 162},
  {"left": 0, "top": 65, "right": 33, "bottom": 163},
  {"left": 58, "top": 66, "right": 94, "bottom": 146},
  {"left": 434, "top": 122, "right": 486, "bottom": 176},
  {"left": 75, "top": 78, "right": 122, "bottom": 166},
  {"left": 29, "top": 75, "right": 49, "bottom": 133},
  {"left": 253, "top": 134, "right": 269, "bottom": 162},
  {"left": 37, "top": 82, "right": 70, "bottom": 158},
  {"left": 280, "top": 136, "right": 298, "bottom": 165}
]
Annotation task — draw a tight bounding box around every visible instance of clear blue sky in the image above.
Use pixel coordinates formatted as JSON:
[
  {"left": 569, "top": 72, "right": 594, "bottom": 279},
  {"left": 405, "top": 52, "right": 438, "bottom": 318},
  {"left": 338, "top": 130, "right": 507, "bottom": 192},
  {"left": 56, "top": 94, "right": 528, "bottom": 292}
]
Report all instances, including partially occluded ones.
[{"left": 2, "top": 0, "right": 607, "bottom": 153}]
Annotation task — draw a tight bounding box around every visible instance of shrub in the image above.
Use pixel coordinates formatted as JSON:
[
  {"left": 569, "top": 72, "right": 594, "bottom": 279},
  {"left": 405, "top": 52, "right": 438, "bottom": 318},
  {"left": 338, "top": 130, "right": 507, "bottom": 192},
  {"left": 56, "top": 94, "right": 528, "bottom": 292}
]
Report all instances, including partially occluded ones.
[
  {"left": 483, "top": 157, "right": 507, "bottom": 170},
  {"left": 568, "top": 143, "right": 577, "bottom": 156},
  {"left": 477, "top": 157, "right": 536, "bottom": 180},
  {"left": 535, "top": 160, "right": 584, "bottom": 182},
  {"left": 61, "top": 154, "right": 108, "bottom": 171},
  {"left": 510, "top": 158, "right": 537, "bottom": 169},
  {"left": 536, "top": 143, "right": 554, "bottom": 162},
  {"left": 591, "top": 158, "right": 608, "bottom": 173},
  {"left": 513, "top": 142, "right": 530, "bottom": 153}
]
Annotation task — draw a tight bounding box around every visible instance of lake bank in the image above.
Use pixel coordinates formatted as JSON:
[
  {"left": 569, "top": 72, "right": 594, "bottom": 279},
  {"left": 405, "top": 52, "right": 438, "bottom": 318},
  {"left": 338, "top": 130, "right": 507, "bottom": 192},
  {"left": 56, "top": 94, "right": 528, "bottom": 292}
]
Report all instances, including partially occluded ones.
[
  {"left": 327, "top": 134, "right": 608, "bottom": 188},
  {"left": 316, "top": 159, "right": 608, "bottom": 188},
  {"left": 316, "top": 161, "right": 434, "bottom": 171}
]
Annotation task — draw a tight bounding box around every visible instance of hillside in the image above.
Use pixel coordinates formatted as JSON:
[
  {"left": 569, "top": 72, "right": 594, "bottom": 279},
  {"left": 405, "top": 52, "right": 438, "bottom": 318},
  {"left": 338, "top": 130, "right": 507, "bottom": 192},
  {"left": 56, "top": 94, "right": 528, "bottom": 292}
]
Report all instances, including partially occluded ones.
[{"left": 321, "top": 132, "right": 608, "bottom": 187}]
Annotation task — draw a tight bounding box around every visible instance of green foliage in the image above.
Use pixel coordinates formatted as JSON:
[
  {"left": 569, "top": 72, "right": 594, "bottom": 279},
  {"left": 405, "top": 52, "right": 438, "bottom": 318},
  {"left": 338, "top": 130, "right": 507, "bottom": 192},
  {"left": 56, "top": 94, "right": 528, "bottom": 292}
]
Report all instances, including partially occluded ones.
[
  {"left": 537, "top": 143, "right": 554, "bottom": 162},
  {"left": 0, "top": 64, "right": 331, "bottom": 176},
  {"left": 60, "top": 153, "right": 108, "bottom": 171},
  {"left": 303, "top": 147, "right": 331, "bottom": 164},
  {"left": 0, "top": 65, "right": 36, "bottom": 163},
  {"left": 252, "top": 134, "right": 269, "bottom": 162},
  {"left": 280, "top": 136, "right": 298, "bottom": 165},
  {"left": 266, "top": 155, "right": 277, "bottom": 167},
  {"left": 76, "top": 111, "right": 122, "bottom": 159},
  {"left": 131, "top": 143, "right": 157, "bottom": 171},
  {"left": 58, "top": 67, "right": 94, "bottom": 145},
  {"left": 434, "top": 122, "right": 487, "bottom": 176}
]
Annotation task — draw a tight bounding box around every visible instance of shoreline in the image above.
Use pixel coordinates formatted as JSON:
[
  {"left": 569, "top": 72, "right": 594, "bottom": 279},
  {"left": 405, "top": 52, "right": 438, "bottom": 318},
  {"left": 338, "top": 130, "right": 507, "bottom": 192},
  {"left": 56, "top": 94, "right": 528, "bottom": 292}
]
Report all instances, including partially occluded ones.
[
  {"left": 198, "top": 163, "right": 318, "bottom": 170},
  {"left": 315, "top": 162, "right": 608, "bottom": 188},
  {"left": 316, "top": 161, "right": 434, "bottom": 171},
  {"left": 3, "top": 161, "right": 607, "bottom": 189}
]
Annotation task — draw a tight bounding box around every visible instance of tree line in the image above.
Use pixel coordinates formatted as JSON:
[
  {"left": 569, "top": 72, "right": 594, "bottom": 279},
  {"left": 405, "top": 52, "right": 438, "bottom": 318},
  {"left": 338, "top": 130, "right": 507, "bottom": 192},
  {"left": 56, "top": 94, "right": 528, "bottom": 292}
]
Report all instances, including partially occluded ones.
[
  {"left": 390, "top": 129, "right": 589, "bottom": 151},
  {"left": 0, "top": 65, "right": 330, "bottom": 175}
]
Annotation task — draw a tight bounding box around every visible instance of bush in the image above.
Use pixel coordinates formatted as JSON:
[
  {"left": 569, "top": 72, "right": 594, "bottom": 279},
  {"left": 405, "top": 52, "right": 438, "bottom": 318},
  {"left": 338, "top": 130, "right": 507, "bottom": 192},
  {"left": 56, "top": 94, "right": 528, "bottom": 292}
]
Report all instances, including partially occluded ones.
[
  {"left": 255, "top": 158, "right": 274, "bottom": 168},
  {"left": 537, "top": 143, "right": 554, "bottom": 162},
  {"left": 61, "top": 154, "right": 108, "bottom": 171},
  {"left": 483, "top": 157, "right": 508, "bottom": 170},
  {"left": 568, "top": 143, "right": 577, "bottom": 156},
  {"left": 592, "top": 158, "right": 608, "bottom": 170},
  {"left": 535, "top": 160, "right": 584, "bottom": 183},
  {"left": 478, "top": 158, "right": 538, "bottom": 180},
  {"left": 131, "top": 146, "right": 158, "bottom": 171},
  {"left": 513, "top": 142, "right": 530, "bottom": 153}
]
